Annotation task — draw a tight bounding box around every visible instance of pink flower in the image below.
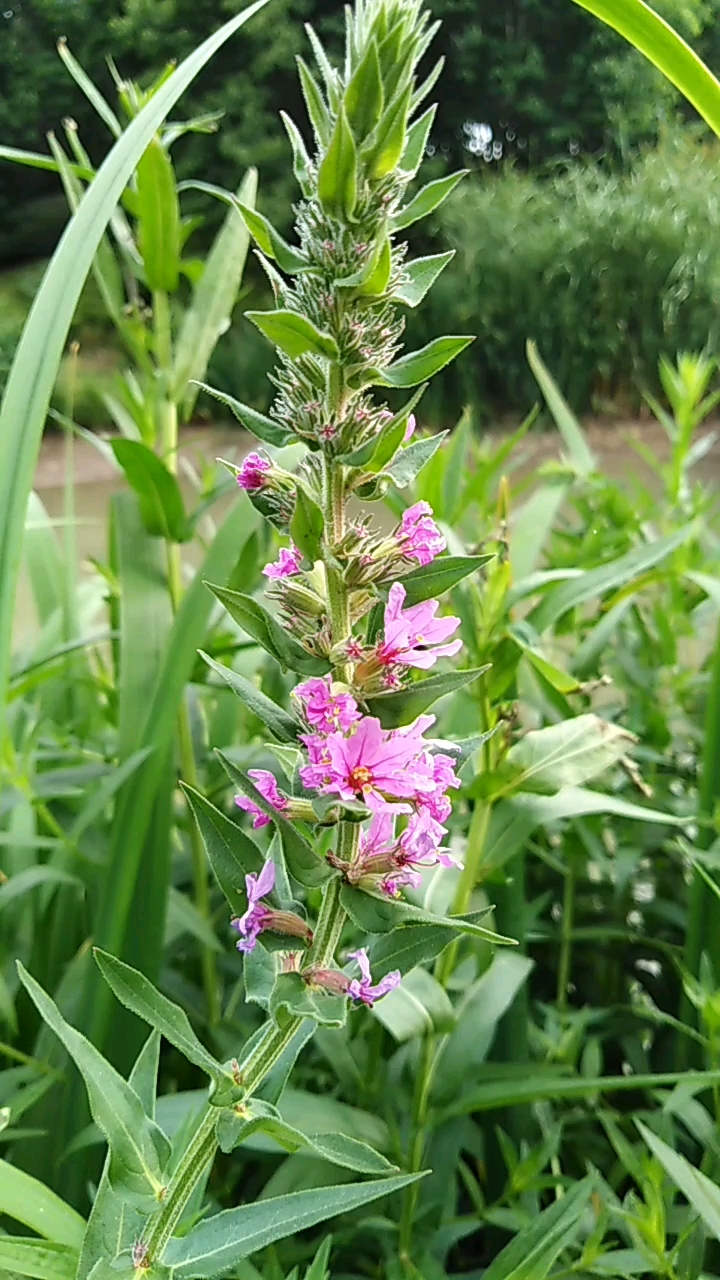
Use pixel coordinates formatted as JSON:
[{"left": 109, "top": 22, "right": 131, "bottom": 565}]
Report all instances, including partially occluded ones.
[
  {"left": 347, "top": 948, "right": 401, "bottom": 1006},
  {"left": 416, "top": 752, "right": 461, "bottom": 823},
  {"left": 377, "top": 583, "right": 462, "bottom": 670},
  {"left": 237, "top": 451, "right": 272, "bottom": 491},
  {"left": 358, "top": 810, "right": 397, "bottom": 867},
  {"left": 263, "top": 544, "right": 303, "bottom": 579},
  {"left": 235, "top": 770, "right": 288, "bottom": 828},
  {"left": 397, "top": 502, "right": 445, "bottom": 566},
  {"left": 232, "top": 860, "right": 275, "bottom": 953},
  {"left": 403, "top": 413, "right": 416, "bottom": 444},
  {"left": 300, "top": 715, "right": 436, "bottom": 808},
  {"left": 295, "top": 676, "right": 361, "bottom": 734}
]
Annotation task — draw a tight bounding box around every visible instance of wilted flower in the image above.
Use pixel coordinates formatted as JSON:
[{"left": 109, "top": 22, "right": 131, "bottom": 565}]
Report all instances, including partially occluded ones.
[
  {"left": 232, "top": 861, "right": 275, "bottom": 953},
  {"left": 347, "top": 948, "right": 401, "bottom": 1006}
]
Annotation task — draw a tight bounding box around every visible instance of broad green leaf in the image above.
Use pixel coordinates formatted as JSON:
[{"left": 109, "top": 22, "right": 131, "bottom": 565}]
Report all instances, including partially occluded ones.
[
  {"left": 0, "top": 1158, "right": 85, "bottom": 1246},
  {"left": 246, "top": 309, "right": 339, "bottom": 360},
  {"left": 392, "top": 172, "right": 468, "bottom": 231},
  {"left": 372, "top": 967, "right": 455, "bottom": 1041},
  {"left": 237, "top": 201, "right": 309, "bottom": 273},
  {"left": 216, "top": 752, "right": 331, "bottom": 887},
  {"left": 394, "top": 251, "right": 454, "bottom": 307},
  {"left": 340, "top": 886, "right": 511, "bottom": 944},
  {"left": 397, "top": 554, "right": 493, "bottom": 605},
  {"left": 199, "top": 651, "right": 301, "bottom": 742},
  {"left": 432, "top": 952, "right": 534, "bottom": 1100},
  {"left": 528, "top": 524, "right": 695, "bottom": 632},
  {"left": 0, "top": 0, "right": 269, "bottom": 739},
  {"left": 192, "top": 383, "right": 294, "bottom": 445},
  {"left": 366, "top": 665, "right": 489, "bottom": 728},
  {"left": 379, "top": 336, "right": 474, "bottom": 388},
  {"left": 441, "top": 1070, "right": 720, "bottom": 1121},
  {"left": 366, "top": 85, "right": 412, "bottom": 179},
  {"left": 481, "top": 1176, "right": 594, "bottom": 1280},
  {"left": 570, "top": 0, "right": 720, "bottom": 138},
  {"left": 637, "top": 1120, "right": 720, "bottom": 1239},
  {"left": 207, "top": 583, "right": 330, "bottom": 676},
  {"left": 400, "top": 104, "right": 436, "bottom": 176},
  {"left": 182, "top": 783, "right": 264, "bottom": 914},
  {"left": 271, "top": 973, "right": 347, "bottom": 1027},
  {"left": 368, "top": 922, "right": 460, "bottom": 980},
  {"left": 500, "top": 714, "right": 636, "bottom": 794},
  {"left": 385, "top": 431, "right": 448, "bottom": 487},
  {"left": 111, "top": 439, "right": 190, "bottom": 541},
  {"left": 482, "top": 786, "right": 684, "bottom": 874},
  {"left": 136, "top": 138, "right": 180, "bottom": 293},
  {"left": 291, "top": 486, "right": 325, "bottom": 563},
  {"left": 526, "top": 340, "right": 596, "bottom": 477},
  {"left": 17, "top": 964, "right": 167, "bottom": 1208},
  {"left": 163, "top": 1174, "right": 425, "bottom": 1276},
  {"left": 0, "top": 1238, "right": 77, "bottom": 1280},
  {"left": 94, "top": 950, "right": 228, "bottom": 1085},
  {"left": 318, "top": 105, "right": 357, "bottom": 220},
  {"left": 345, "top": 39, "right": 383, "bottom": 140},
  {"left": 174, "top": 167, "right": 256, "bottom": 416}
]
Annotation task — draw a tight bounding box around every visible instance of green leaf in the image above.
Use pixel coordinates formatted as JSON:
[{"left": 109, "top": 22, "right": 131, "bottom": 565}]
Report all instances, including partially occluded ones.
[
  {"left": 526, "top": 340, "right": 596, "bottom": 477},
  {"left": 164, "top": 1174, "right": 425, "bottom": 1277},
  {"left": 111, "top": 439, "right": 190, "bottom": 541},
  {"left": 394, "top": 251, "right": 454, "bottom": 307},
  {"left": 366, "top": 85, "right": 412, "bottom": 179},
  {"left": 340, "top": 886, "right": 511, "bottom": 944},
  {"left": 397, "top": 554, "right": 492, "bottom": 605},
  {"left": 237, "top": 201, "right": 309, "bottom": 273},
  {"left": 371, "top": 967, "right": 455, "bottom": 1041},
  {"left": 16, "top": 964, "right": 167, "bottom": 1209},
  {"left": 216, "top": 752, "right": 331, "bottom": 888},
  {"left": 199, "top": 651, "right": 301, "bottom": 743},
  {"left": 379, "top": 336, "right": 474, "bottom": 388},
  {"left": 441, "top": 1070, "right": 720, "bottom": 1121},
  {"left": 318, "top": 105, "right": 357, "bottom": 221},
  {"left": 93, "top": 950, "right": 228, "bottom": 1085},
  {"left": 392, "top": 171, "right": 468, "bottom": 232},
  {"left": 291, "top": 486, "right": 325, "bottom": 563},
  {"left": 339, "top": 386, "right": 427, "bottom": 468},
  {"left": 182, "top": 783, "right": 264, "bottom": 915},
  {"left": 173, "top": 167, "right": 256, "bottom": 417},
  {"left": 280, "top": 111, "right": 313, "bottom": 196},
  {"left": 246, "top": 309, "right": 339, "bottom": 361},
  {"left": 0, "top": 142, "right": 95, "bottom": 180},
  {"left": 357, "top": 236, "right": 393, "bottom": 297},
  {"left": 56, "top": 38, "right": 122, "bottom": 137},
  {"left": 386, "top": 431, "right": 448, "bottom": 487},
  {"left": 528, "top": 524, "right": 695, "bottom": 633},
  {"left": 297, "top": 57, "right": 331, "bottom": 148},
  {"left": 344, "top": 39, "right": 383, "bottom": 141},
  {"left": 0, "top": 1238, "right": 77, "bottom": 1280},
  {"left": 221, "top": 1101, "right": 396, "bottom": 1175},
  {"left": 191, "top": 383, "right": 293, "bottom": 446},
  {"left": 136, "top": 138, "right": 180, "bottom": 293},
  {"left": 570, "top": 0, "right": 720, "bottom": 139},
  {"left": 207, "top": 582, "right": 330, "bottom": 676},
  {"left": 637, "top": 1120, "right": 720, "bottom": 1240},
  {"left": 400, "top": 104, "right": 436, "bottom": 176},
  {"left": 0, "top": 865, "right": 81, "bottom": 911},
  {"left": 365, "top": 665, "right": 489, "bottom": 728},
  {"left": 368, "top": 923, "right": 461, "bottom": 980},
  {"left": 271, "top": 973, "right": 347, "bottom": 1028},
  {"left": 305, "top": 1238, "right": 332, "bottom": 1280},
  {"left": 500, "top": 714, "right": 636, "bottom": 794},
  {"left": 0, "top": 0, "right": 269, "bottom": 743},
  {"left": 480, "top": 1177, "right": 594, "bottom": 1280},
  {"left": 0, "top": 1158, "right": 85, "bottom": 1246}
]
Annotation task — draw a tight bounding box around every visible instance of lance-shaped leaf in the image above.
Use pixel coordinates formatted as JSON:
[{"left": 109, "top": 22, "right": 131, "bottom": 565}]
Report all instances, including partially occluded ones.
[
  {"left": 0, "top": 1238, "right": 78, "bottom": 1280},
  {"left": 340, "top": 887, "right": 513, "bottom": 944},
  {"left": 397, "top": 554, "right": 493, "bottom": 606},
  {"left": 216, "top": 751, "right": 331, "bottom": 887},
  {"left": 392, "top": 171, "right": 468, "bottom": 231},
  {"left": 280, "top": 111, "right": 313, "bottom": 196},
  {"left": 163, "top": 1173, "right": 426, "bottom": 1277},
  {"left": 207, "top": 582, "right": 330, "bottom": 676},
  {"left": 111, "top": 440, "right": 190, "bottom": 541},
  {"left": 246, "top": 309, "right": 339, "bottom": 361},
  {"left": 237, "top": 202, "right": 309, "bottom": 273},
  {"left": 0, "top": 1157, "right": 85, "bottom": 1246},
  {"left": 366, "top": 84, "right": 412, "bottom": 179},
  {"left": 344, "top": 39, "right": 383, "bottom": 141},
  {"left": 379, "top": 336, "right": 474, "bottom": 388},
  {"left": 199, "top": 651, "right": 301, "bottom": 743},
  {"left": 290, "top": 485, "right": 325, "bottom": 563},
  {"left": 637, "top": 1120, "right": 720, "bottom": 1241},
  {"left": 500, "top": 714, "right": 637, "bottom": 795},
  {"left": 297, "top": 56, "right": 331, "bottom": 147},
  {"left": 400, "top": 104, "right": 437, "bottom": 176},
  {"left": 271, "top": 973, "right": 347, "bottom": 1028},
  {"left": 16, "top": 964, "right": 167, "bottom": 1210},
  {"left": 480, "top": 1177, "right": 595, "bottom": 1280},
  {"left": 394, "top": 251, "right": 455, "bottom": 308},
  {"left": 339, "top": 386, "right": 427, "bottom": 468},
  {"left": 191, "top": 383, "right": 294, "bottom": 446},
  {"left": 357, "top": 236, "right": 392, "bottom": 297},
  {"left": 136, "top": 138, "right": 180, "bottom": 293},
  {"left": 318, "top": 105, "right": 357, "bottom": 221},
  {"left": 94, "top": 951, "right": 229, "bottom": 1086},
  {"left": 372, "top": 968, "right": 456, "bottom": 1041},
  {"left": 182, "top": 783, "right": 264, "bottom": 915},
  {"left": 365, "top": 665, "right": 489, "bottom": 728},
  {"left": 368, "top": 922, "right": 460, "bottom": 980},
  {"left": 219, "top": 1099, "right": 397, "bottom": 1174},
  {"left": 385, "top": 430, "right": 448, "bottom": 487}
]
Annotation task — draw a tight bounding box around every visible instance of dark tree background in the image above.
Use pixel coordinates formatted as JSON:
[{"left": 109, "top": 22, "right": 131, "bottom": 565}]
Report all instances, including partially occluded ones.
[{"left": 0, "top": 0, "right": 713, "bottom": 263}]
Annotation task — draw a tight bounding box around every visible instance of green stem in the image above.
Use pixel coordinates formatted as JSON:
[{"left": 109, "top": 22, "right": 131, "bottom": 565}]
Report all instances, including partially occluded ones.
[
  {"left": 557, "top": 857, "right": 576, "bottom": 1013},
  {"left": 398, "top": 1033, "right": 434, "bottom": 1267}
]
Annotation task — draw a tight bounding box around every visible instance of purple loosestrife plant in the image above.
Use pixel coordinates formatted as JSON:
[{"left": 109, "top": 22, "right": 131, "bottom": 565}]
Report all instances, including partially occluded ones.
[{"left": 14, "top": 3, "right": 510, "bottom": 1274}]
